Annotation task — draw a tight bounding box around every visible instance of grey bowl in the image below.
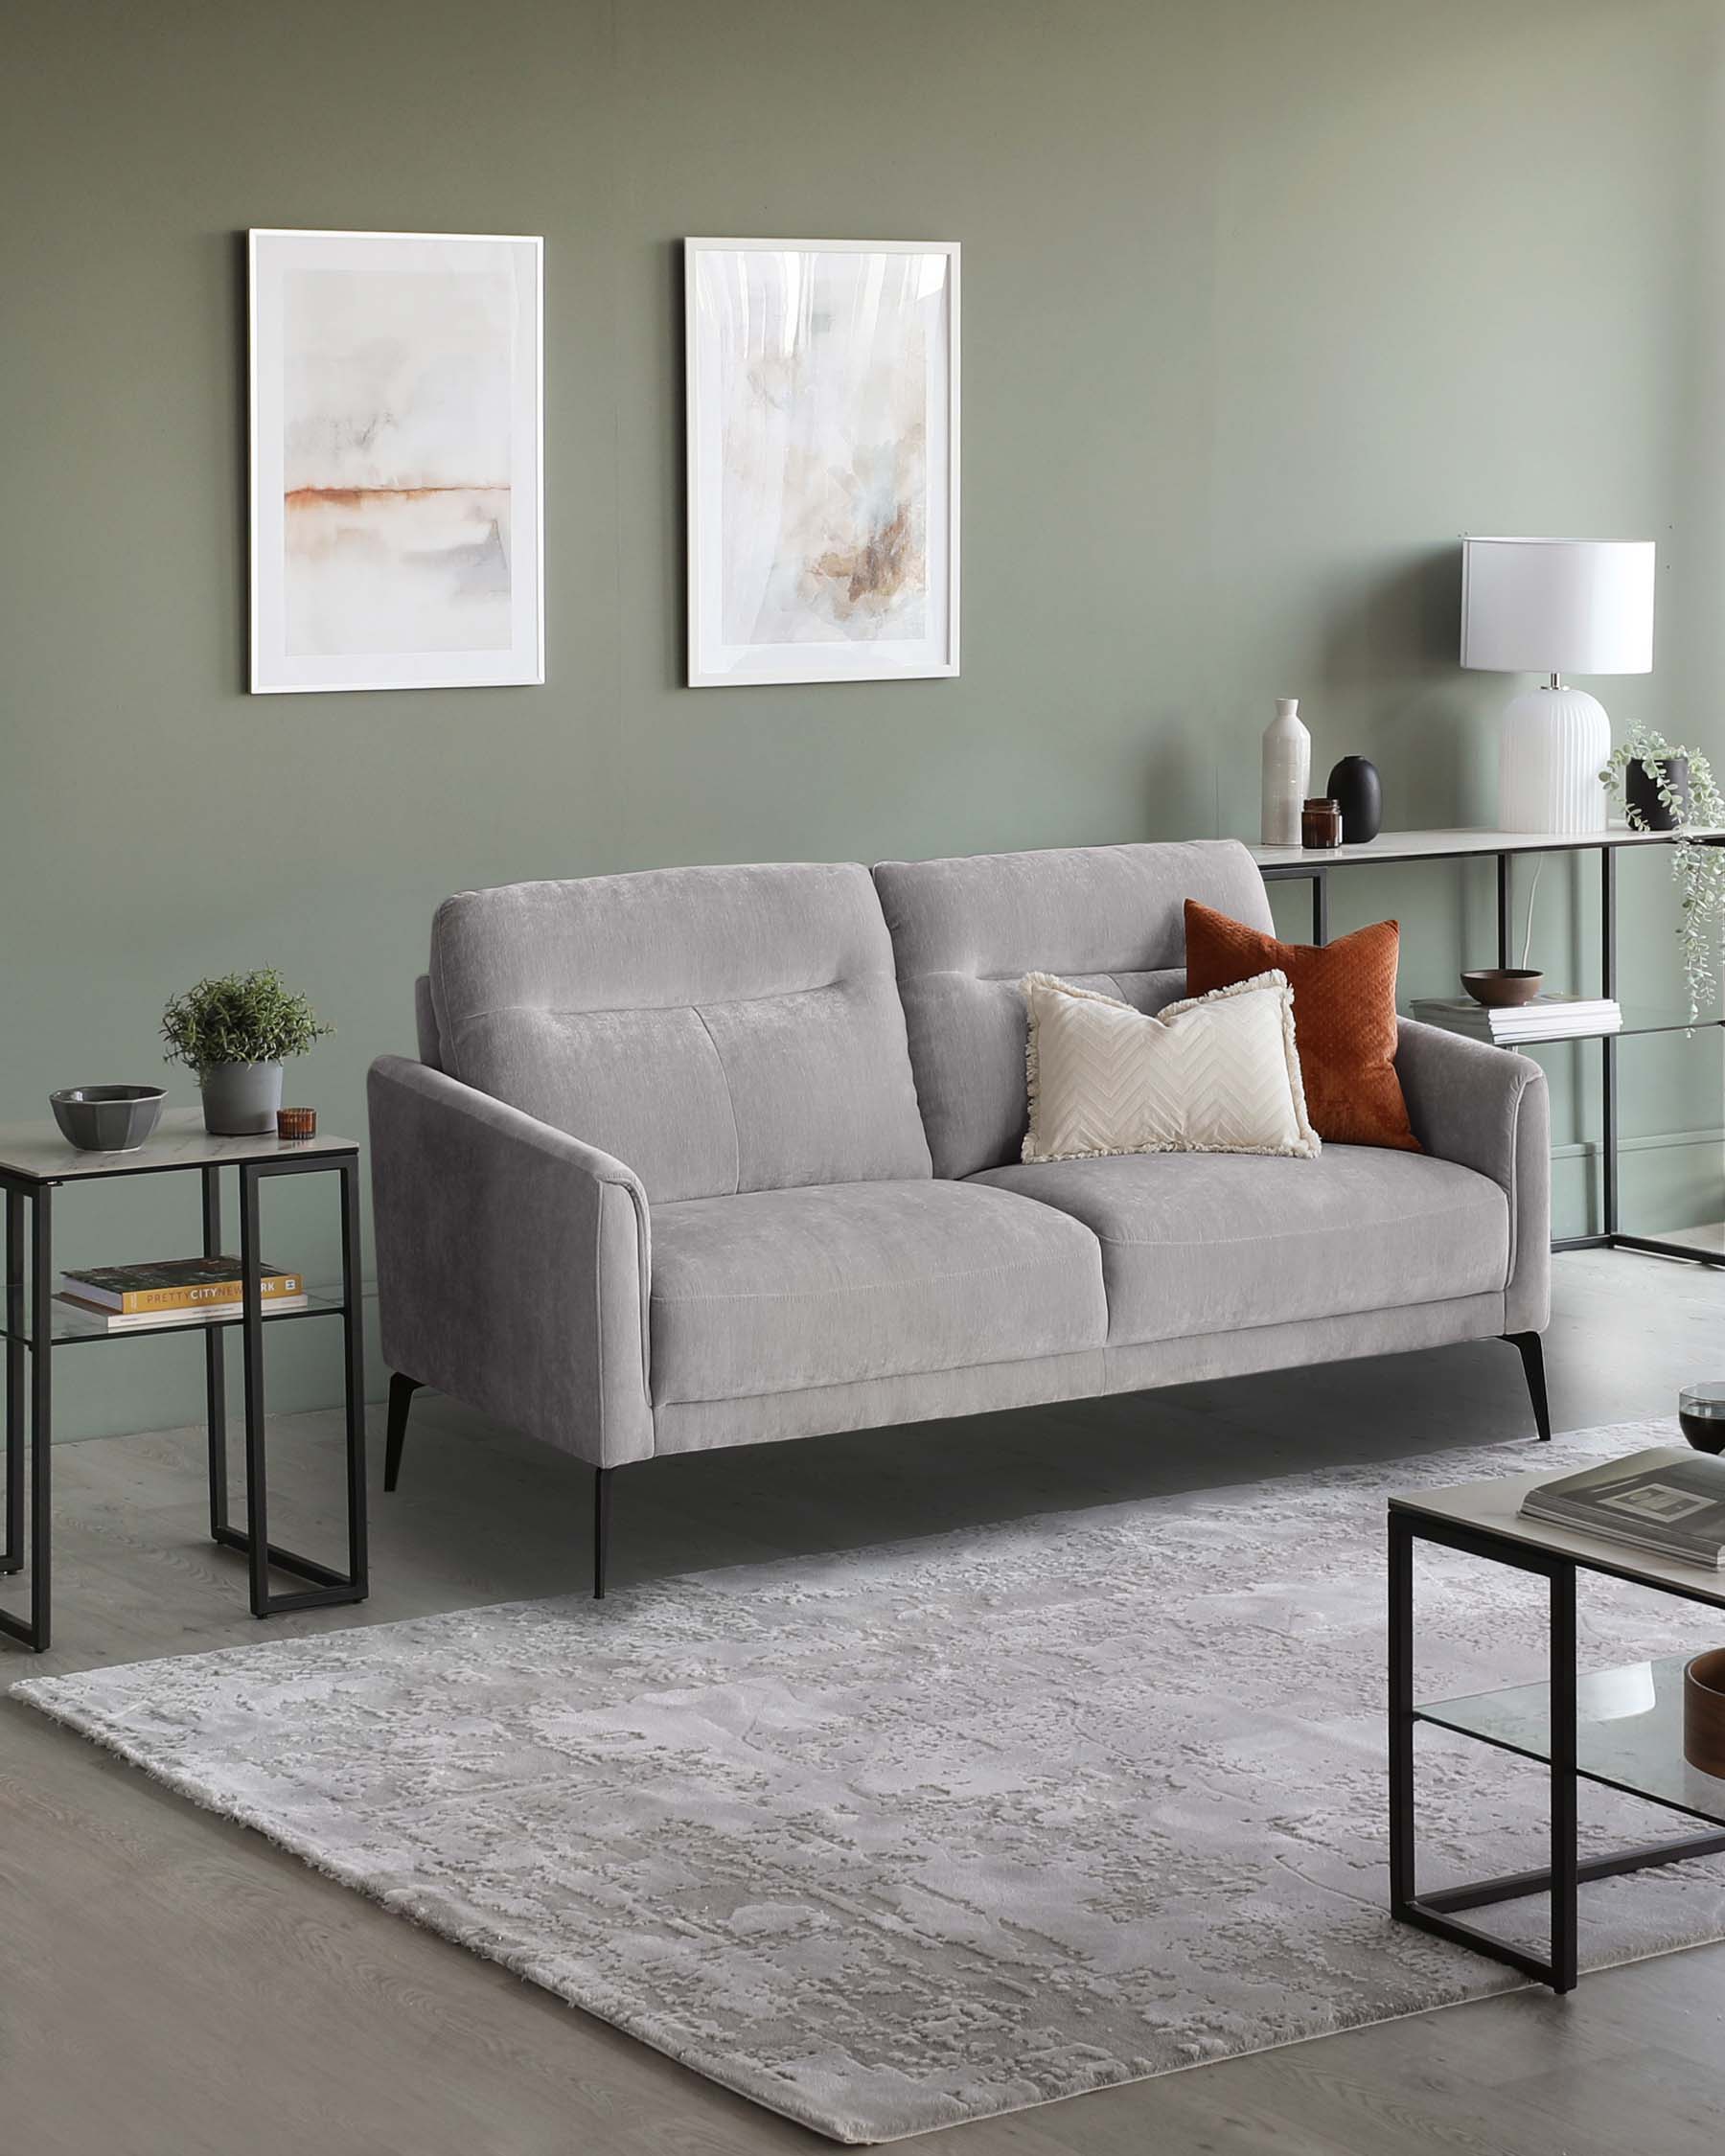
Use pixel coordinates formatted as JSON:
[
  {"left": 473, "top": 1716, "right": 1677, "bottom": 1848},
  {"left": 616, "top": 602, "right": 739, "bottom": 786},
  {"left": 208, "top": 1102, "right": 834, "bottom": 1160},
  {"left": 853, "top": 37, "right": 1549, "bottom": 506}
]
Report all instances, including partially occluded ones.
[{"left": 50, "top": 1085, "right": 167, "bottom": 1153}]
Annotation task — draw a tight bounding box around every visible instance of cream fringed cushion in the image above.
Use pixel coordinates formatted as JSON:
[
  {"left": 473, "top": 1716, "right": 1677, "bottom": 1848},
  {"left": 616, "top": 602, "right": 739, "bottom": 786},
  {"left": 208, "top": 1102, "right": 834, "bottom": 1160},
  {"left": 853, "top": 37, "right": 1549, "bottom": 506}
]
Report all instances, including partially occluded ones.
[{"left": 1021, "top": 969, "right": 1321, "bottom": 1163}]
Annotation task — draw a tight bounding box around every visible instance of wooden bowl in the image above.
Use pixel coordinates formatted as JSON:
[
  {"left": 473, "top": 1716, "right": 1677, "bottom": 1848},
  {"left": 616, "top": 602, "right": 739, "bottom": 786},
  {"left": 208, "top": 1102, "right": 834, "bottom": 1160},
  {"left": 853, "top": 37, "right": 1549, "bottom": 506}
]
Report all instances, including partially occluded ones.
[
  {"left": 1683, "top": 1648, "right": 1725, "bottom": 1780},
  {"left": 1460, "top": 968, "right": 1544, "bottom": 1008}
]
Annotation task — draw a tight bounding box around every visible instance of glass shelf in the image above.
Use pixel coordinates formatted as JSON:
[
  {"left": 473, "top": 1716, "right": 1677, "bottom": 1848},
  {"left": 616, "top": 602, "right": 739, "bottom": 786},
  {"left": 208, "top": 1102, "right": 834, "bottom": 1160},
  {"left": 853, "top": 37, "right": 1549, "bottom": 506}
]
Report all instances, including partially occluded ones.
[
  {"left": 2, "top": 1289, "right": 346, "bottom": 1349},
  {"left": 1616, "top": 1007, "right": 1725, "bottom": 1038},
  {"left": 1417, "top": 1654, "right": 1725, "bottom": 1831}
]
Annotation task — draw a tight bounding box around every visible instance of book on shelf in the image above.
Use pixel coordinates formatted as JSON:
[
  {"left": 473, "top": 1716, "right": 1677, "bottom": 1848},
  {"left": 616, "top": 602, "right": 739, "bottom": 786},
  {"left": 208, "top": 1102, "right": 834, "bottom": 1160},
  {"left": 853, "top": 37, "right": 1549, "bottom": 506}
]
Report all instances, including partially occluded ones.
[
  {"left": 55, "top": 1291, "right": 310, "bottom": 1332},
  {"left": 1411, "top": 995, "right": 1622, "bottom": 1043},
  {"left": 57, "top": 1255, "right": 303, "bottom": 1315},
  {"left": 1520, "top": 1446, "right": 1725, "bottom": 1569}
]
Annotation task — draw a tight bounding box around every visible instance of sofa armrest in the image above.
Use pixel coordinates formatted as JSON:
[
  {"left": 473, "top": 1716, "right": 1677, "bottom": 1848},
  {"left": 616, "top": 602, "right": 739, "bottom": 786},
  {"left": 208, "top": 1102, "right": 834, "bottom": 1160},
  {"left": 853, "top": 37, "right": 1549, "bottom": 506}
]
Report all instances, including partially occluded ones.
[
  {"left": 1394, "top": 1018, "right": 1550, "bottom": 1334},
  {"left": 367, "top": 1055, "right": 654, "bottom": 1468}
]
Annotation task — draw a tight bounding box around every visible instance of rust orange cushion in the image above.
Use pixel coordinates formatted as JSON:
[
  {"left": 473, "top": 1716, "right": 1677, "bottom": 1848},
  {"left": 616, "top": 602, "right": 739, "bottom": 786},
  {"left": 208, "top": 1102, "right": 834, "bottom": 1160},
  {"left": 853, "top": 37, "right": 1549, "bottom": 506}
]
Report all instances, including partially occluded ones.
[{"left": 1183, "top": 901, "right": 1419, "bottom": 1152}]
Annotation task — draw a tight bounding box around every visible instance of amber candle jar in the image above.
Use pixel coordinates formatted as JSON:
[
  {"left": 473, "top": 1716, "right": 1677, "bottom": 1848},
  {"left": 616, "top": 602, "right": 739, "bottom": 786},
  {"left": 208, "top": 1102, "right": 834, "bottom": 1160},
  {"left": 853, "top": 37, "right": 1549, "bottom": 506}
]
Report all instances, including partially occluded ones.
[{"left": 1300, "top": 797, "right": 1344, "bottom": 850}]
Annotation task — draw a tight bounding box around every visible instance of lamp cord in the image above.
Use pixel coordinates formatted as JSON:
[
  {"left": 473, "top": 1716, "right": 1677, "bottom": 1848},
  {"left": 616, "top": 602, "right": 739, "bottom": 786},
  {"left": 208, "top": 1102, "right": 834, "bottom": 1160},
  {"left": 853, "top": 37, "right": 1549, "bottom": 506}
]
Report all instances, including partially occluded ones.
[{"left": 1520, "top": 854, "right": 1545, "bottom": 973}]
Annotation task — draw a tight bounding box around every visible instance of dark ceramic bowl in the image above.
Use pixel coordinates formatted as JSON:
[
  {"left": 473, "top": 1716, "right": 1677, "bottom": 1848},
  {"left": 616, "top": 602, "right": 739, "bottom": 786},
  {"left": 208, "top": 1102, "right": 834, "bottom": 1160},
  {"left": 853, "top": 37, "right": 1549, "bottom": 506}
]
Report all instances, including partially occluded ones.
[
  {"left": 50, "top": 1085, "right": 166, "bottom": 1153},
  {"left": 1460, "top": 968, "right": 1544, "bottom": 1009}
]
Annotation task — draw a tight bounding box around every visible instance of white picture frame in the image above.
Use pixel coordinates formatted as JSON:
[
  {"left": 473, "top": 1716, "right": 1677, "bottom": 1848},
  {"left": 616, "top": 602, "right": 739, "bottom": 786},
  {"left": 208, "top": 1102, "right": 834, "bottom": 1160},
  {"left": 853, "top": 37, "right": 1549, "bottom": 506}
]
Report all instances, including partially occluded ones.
[
  {"left": 685, "top": 238, "right": 959, "bottom": 689},
  {"left": 249, "top": 228, "right": 543, "bottom": 694}
]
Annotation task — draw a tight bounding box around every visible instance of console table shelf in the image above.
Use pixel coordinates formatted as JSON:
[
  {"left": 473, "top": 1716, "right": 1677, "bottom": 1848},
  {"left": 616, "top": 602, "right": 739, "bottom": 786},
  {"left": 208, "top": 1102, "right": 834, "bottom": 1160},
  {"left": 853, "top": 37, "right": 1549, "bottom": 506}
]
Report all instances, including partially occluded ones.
[
  {"left": 1564, "top": 1007, "right": 1722, "bottom": 1040},
  {"left": 1248, "top": 824, "right": 1725, "bottom": 1270}
]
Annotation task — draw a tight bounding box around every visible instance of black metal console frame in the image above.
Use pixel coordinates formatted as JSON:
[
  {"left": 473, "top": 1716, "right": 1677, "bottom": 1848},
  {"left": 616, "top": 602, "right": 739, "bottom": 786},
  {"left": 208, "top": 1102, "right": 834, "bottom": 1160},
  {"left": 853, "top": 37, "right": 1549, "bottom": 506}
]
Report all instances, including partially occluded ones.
[
  {"left": 1258, "top": 833, "right": 1725, "bottom": 1269},
  {"left": 1388, "top": 1502, "right": 1725, "bottom": 1992},
  {"left": 0, "top": 1147, "right": 367, "bottom": 1653}
]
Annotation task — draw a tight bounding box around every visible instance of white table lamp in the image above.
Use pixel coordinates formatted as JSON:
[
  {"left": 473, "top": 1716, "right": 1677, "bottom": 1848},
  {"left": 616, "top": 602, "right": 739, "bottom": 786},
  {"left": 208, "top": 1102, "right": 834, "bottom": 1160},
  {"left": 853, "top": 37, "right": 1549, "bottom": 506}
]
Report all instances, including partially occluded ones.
[{"left": 1460, "top": 536, "right": 1655, "bottom": 834}]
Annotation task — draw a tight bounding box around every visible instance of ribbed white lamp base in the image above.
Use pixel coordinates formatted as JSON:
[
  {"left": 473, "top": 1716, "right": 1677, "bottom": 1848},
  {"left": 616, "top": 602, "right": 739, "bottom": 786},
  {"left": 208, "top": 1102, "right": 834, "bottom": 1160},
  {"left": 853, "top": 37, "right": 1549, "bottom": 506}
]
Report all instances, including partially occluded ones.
[{"left": 1497, "top": 685, "right": 1611, "bottom": 834}]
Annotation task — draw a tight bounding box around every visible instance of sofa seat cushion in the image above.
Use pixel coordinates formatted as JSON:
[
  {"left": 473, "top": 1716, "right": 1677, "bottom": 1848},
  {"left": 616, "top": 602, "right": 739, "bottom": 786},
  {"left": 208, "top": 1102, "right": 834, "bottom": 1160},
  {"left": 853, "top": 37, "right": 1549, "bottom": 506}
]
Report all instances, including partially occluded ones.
[
  {"left": 969, "top": 1146, "right": 1507, "bottom": 1347},
  {"left": 649, "top": 1181, "right": 1107, "bottom": 1406}
]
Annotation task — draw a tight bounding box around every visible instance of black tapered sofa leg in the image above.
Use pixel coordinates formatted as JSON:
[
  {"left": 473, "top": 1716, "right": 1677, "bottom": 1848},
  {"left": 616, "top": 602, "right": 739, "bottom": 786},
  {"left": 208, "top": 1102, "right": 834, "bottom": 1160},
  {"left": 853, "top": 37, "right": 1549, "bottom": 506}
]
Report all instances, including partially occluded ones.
[
  {"left": 383, "top": 1372, "right": 423, "bottom": 1491},
  {"left": 1503, "top": 1332, "right": 1552, "bottom": 1441},
  {"left": 593, "top": 1466, "right": 613, "bottom": 1599}
]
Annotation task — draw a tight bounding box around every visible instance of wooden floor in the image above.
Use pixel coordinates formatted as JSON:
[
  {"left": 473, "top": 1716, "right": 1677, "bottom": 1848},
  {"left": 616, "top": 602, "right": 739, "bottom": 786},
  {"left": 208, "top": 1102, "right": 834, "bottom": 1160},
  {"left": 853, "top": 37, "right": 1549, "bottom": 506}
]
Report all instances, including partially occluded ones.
[{"left": 4, "top": 1248, "right": 1724, "bottom": 2154}]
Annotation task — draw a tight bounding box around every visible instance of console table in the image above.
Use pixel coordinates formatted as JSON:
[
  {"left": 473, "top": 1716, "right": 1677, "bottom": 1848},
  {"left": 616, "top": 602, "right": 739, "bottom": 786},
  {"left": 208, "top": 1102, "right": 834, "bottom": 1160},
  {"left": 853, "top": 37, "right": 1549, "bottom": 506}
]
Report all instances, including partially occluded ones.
[
  {"left": 1248, "top": 825, "right": 1725, "bottom": 1270},
  {"left": 0, "top": 1111, "right": 367, "bottom": 1652}
]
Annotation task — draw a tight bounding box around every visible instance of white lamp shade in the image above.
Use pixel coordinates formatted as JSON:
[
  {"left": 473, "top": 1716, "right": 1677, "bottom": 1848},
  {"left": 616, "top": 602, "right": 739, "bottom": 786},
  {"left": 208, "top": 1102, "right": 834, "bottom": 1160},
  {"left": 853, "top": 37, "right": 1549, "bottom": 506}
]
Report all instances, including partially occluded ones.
[{"left": 1460, "top": 537, "right": 1655, "bottom": 675}]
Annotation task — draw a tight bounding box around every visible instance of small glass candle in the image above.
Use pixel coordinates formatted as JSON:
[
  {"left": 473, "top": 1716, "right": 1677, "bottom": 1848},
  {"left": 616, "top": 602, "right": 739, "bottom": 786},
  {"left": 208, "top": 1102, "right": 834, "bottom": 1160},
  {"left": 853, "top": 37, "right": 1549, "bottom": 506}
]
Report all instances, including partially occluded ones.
[
  {"left": 276, "top": 1108, "right": 318, "bottom": 1142},
  {"left": 1300, "top": 797, "right": 1344, "bottom": 850}
]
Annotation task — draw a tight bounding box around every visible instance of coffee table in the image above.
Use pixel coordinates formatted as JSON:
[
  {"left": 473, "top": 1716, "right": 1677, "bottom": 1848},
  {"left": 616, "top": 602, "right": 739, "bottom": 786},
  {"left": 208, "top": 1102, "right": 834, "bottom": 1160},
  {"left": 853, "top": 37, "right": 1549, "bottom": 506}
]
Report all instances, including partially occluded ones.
[{"left": 1389, "top": 1460, "right": 1725, "bottom": 1992}]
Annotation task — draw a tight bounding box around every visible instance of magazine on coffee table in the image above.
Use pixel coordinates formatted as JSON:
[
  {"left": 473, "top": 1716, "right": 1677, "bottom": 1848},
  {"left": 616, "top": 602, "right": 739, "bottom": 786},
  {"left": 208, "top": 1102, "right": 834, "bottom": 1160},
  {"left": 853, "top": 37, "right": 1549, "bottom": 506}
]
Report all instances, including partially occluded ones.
[{"left": 1520, "top": 1446, "right": 1725, "bottom": 1569}]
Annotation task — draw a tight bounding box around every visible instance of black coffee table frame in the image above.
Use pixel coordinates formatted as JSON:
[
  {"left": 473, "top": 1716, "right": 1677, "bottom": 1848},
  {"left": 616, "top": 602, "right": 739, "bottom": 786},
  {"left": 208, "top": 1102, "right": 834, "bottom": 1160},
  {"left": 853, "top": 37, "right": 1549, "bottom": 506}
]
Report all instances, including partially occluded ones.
[{"left": 1389, "top": 1502, "right": 1725, "bottom": 1992}]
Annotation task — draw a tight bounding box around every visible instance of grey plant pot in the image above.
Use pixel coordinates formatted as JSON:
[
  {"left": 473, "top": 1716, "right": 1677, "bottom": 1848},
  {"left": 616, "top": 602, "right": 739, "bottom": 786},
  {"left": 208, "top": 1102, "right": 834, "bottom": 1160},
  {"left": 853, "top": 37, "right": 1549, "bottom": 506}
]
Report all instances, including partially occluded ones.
[{"left": 199, "top": 1060, "right": 284, "bottom": 1136}]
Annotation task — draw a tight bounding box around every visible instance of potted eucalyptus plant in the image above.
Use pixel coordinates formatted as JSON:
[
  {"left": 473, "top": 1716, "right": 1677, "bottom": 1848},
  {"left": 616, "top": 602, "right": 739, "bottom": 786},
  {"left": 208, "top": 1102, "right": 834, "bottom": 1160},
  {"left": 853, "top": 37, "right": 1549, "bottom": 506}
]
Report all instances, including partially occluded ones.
[
  {"left": 162, "top": 968, "right": 333, "bottom": 1135},
  {"left": 1600, "top": 724, "right": 1725, "bottom": 1021}
]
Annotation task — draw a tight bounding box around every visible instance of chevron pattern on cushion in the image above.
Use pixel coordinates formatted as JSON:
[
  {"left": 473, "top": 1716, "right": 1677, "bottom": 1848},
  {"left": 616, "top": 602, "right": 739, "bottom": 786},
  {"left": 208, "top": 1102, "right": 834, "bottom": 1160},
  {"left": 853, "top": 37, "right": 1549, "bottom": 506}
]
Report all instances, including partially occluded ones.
[{"left": 1021, "top": 969, "right": 1321, "bottom": 1164}]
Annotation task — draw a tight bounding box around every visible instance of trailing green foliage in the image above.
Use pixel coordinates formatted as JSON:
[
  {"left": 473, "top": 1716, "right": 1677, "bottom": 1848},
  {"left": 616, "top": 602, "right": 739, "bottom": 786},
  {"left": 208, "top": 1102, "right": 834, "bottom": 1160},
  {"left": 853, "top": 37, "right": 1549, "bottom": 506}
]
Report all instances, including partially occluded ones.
[
  {"left": 161, "top": 968, "right": 333, "bottom": 1072},
  {"left": 1600, "top": 725, "right": 1725, "bottom": 1021}
]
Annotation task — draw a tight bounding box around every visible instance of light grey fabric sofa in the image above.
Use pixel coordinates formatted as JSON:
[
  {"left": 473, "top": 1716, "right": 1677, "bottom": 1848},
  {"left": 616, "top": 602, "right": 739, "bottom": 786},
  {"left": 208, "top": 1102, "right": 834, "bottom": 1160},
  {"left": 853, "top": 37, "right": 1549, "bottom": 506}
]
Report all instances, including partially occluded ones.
[{"left": 369, "top": 840, "right": 1551, "bottom": 1594}]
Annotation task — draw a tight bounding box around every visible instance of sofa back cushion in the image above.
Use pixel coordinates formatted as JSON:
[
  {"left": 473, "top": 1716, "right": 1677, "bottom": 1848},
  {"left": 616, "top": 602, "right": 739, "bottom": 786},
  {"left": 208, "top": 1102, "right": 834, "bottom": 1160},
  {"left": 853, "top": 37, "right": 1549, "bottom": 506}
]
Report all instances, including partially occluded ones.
[
  {"left": 429, "top": 862, "right": 932, "bottom": 1202},
  {"left": 873, "top": 840, "right": 1275, "bottom": 1179}
]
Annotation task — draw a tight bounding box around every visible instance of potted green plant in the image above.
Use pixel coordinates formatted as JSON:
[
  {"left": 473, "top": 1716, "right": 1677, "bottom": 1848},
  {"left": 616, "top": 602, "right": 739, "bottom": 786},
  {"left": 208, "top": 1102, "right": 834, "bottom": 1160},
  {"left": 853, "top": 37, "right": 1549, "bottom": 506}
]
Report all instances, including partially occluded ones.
[
  {"left": 162, "top": 968, "right": 333, "bottom": 1135},
  {"left": 1600, "top": 724, "right": 1725, "bottom": 1021}
]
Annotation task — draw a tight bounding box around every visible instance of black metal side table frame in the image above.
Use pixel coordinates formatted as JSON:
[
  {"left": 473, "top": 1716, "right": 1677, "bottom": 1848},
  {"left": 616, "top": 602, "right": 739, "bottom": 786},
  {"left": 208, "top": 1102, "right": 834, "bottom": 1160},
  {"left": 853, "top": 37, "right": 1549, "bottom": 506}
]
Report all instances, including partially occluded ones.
[
  {"left": 1388, "top": 1502, "right": 1725, "bottom": 1991},
  {"left": 1, "top": 1137, "right": 367, "bottom": 1653}
]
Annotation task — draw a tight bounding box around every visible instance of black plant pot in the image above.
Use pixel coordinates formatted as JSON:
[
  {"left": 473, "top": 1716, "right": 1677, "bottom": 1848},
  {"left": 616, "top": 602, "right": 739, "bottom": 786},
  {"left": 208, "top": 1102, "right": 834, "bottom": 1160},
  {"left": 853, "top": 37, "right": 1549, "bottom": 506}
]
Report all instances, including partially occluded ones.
[
  {"left": 1624, "top": 755, "right": 1690, "bottom": 832},
  {"left": 1325, "top": 756, "right": 1382, "bottom": 844}
]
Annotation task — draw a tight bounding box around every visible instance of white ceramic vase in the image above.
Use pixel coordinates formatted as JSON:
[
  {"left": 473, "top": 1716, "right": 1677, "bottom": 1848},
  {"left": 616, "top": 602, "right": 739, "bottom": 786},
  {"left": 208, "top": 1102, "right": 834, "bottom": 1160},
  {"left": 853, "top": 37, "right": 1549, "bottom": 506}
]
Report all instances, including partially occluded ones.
[{"left": 1260, "top": 697, "right": 1311, "bottom": 847}]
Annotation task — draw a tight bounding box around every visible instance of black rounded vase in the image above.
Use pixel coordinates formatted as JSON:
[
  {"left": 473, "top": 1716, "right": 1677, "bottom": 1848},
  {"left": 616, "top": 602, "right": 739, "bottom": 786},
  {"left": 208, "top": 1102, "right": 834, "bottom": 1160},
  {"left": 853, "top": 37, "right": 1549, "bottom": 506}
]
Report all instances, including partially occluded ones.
[
  {"left": 1325, "top": 756, "right": 1382, "bottom": 845},
  {"left": 1624, "top": 755, "right": 1690, "bottom": 833}
]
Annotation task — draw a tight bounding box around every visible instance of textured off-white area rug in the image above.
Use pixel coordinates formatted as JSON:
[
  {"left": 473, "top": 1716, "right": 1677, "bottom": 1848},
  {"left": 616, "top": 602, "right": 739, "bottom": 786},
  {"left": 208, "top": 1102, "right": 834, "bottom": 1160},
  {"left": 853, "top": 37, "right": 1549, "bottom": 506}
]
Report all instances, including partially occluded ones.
[{"left": 17, "top": 1420, "right": 1725, "bottom": 2143}]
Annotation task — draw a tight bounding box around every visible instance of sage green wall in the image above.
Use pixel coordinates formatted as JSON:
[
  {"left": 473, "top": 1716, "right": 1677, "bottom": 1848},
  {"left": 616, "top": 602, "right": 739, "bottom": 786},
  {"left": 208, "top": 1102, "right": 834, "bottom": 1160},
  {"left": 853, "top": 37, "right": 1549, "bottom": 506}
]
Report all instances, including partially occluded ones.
[{"left": 4, "top": 0, "right": 1721, "bottom": 1439}]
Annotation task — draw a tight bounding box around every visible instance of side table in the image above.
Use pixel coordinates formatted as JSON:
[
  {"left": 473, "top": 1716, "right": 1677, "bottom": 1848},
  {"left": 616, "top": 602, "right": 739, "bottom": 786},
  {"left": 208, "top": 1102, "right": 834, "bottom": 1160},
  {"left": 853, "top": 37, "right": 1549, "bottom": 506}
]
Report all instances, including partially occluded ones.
[
  {"left": 1389, "top": 1462, "right": 1725, "bottom": 1991},
  {"left": 0, "top": 1110, "right": 368, "bottom": 1652}
]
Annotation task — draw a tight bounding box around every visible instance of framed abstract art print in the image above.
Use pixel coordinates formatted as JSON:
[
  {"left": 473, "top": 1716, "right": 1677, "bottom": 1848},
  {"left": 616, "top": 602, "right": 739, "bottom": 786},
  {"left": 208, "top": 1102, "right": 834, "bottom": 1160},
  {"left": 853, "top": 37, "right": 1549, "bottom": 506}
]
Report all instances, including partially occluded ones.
[
  {"left": 685, "top": 238, "right": 959, "bottom": 688},
  {"left": 249, "top": 229, "right": 543, "bottom": 693}
]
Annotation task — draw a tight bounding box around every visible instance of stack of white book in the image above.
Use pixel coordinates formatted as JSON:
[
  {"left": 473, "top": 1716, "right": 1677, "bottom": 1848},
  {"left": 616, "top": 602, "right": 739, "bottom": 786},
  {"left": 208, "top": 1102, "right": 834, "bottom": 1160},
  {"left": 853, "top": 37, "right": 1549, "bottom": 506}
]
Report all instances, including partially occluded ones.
[{"left": 1411, "top": 995, "right": 1622, "bottom": 1044}]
